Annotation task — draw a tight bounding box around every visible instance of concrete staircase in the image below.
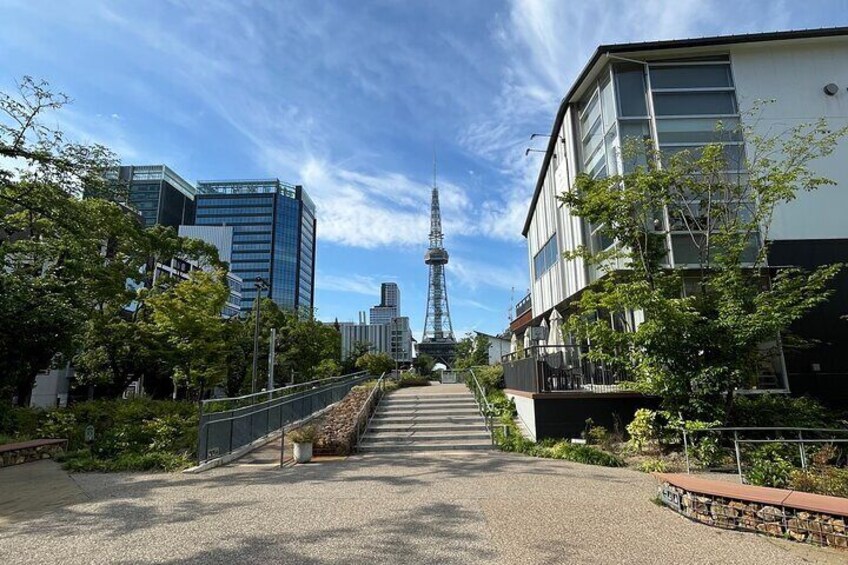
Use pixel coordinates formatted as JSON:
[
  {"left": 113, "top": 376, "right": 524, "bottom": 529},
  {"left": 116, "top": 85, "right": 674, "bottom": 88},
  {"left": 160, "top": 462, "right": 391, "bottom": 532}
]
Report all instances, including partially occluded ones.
[{"left": 358, "top": 384, "right": 492, "bottom": 452}]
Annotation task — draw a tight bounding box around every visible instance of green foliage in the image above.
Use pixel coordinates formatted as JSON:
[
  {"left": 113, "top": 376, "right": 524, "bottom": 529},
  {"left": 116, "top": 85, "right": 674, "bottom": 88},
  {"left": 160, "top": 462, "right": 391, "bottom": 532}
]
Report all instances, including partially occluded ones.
[
  {"left": 637, "top": 458, "right": 668, "bottom": 473},
  {"left": 288, "top": 424, "right": 317, "bottom": 444},
  {"left": 788, "top": 446, "right": 848, "bottom": 498},
  {"left": 36, "top": 411, "right": 79, "bottom": 442},
  {"left": 398, "top": 374, "right": 430, "bottom": 387},
  {"left": 559, "top": 114, "right": 847, "bottom": 421},
  {"left": 454, "top": 333, "right": 490, "bottom": 369},
  {"left": 60, "top": 449, "right": 192, "bottom": 472},
  {"left": 729, "top": 394, "right": 838, "bottom": 428},
  {"left": 540, "top": 441, "right": 625, "bottom": 467},
  {"left": 146, "top": 270, "right": 230, "bottom": 400},
  {"left": 0, "top": 398, "right": 198, "bottom": 471},
  {"left": 412, "top": 354, "right": 435, "bottom": 376},
  {"left": 473, "top": 365, "right": 504, "bottom": 393},
  {"left": 626, "top": 409, "right": 681, "bottom": 452},
  {"left": 355, "top": 352, "right": 395, "bottom": 376},
  {"left": 583, "top": 424, "right": 612, "bottom": 449},
  {"left": 745, "top": 444, "right": 794, "bottom": 488}
]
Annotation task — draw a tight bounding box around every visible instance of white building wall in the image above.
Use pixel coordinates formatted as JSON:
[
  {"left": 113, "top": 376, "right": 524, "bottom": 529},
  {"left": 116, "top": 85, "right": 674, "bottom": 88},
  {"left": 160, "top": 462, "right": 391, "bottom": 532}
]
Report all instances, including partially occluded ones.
[
  {"left": 505, "top": 392, "right": 537, "bottom": 441},
  {"left": 527, "top": 107, "right": 589, "bottom": 341},
  {"left": 731, "top": 39, "right": 848, "bottom": 241}
]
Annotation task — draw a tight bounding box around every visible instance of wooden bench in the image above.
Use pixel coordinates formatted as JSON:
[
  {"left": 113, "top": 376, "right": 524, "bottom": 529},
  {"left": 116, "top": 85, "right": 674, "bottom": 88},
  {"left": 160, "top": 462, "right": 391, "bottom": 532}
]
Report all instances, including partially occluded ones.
[{"left": 0, "top": 439, "right": 68, "bottom": 468}]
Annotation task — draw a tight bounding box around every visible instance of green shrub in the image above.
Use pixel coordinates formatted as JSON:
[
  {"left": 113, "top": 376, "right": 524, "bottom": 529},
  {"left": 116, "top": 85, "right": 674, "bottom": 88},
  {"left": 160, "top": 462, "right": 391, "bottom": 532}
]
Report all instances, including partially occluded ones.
[
  {"left": 60, "top": 449, "right": 192, "bottom": 472},
  {"left": 289, "top": 425, "right": 317, "bottom": 443},
  {"left": 731, "top": 394, "right": 838, "bottom": 428},
  {"left": 473, "top": 365, "right": 504, "bottom": 392},
  {"left": 683, "top": 420, "right": 725, "bottom": 468},
  {"left": 626, "top": 409, "right": 681, "bottom": 452},
  {"left": 790, "top": 467, "right": 848, "bottom": 498},
  {"left": 398, "top": 375, "right": 430, "bottom": 387},
  {"left": 37, "top": 411, "right": 80, "bottom": 443},
  {"left": 542, "top": 441, "right": 625, "bottom": 467},
  {"left": 745, "top": 444, "right": 794, "bottom": 488},
  {"left": 584, "top": 425, "right": 611, "bottom": 449},
  {"left": 637, "top": 458, "right": 668, "bottom": 473}
]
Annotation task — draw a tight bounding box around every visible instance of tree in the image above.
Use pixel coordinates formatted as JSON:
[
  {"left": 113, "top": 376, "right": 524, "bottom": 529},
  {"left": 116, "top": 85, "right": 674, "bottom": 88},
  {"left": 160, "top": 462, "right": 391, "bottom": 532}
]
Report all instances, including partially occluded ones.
[
  {"left": 342, "top": 341, "right": 371, "bottom": 375},
  {"left": 72, "top": 226, "right": 224, "bottom": 398},
  {"left": 454, "top": 333, "right": 490, "bottom": 369},
  {"left": 355, "top": 352, "right": 395, "bottom": 376},
  {"left": 0, "top": 77, "right": 132, "bottom": 404},
  {"left": 146, "top": 270, "right": 230, "bottom": 402},
  {"left": 560, "top": 112, "right": 846, "bottom": 421},
  {"left": 413, "top": 353, "right": 435, "bottom": 377}
]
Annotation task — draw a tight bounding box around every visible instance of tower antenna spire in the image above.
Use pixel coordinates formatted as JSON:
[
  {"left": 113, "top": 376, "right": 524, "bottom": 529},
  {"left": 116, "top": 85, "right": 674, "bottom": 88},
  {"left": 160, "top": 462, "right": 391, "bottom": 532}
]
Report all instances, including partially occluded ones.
[{"left": 420, "top": 150, "right": 456, "bottom": 367}]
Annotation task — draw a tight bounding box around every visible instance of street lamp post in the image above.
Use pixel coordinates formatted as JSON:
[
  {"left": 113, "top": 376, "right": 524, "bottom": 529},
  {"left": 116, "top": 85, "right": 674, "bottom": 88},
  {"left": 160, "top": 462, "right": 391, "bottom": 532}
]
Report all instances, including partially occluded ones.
[{"left": 251, "top": 277, "right": 269, "bottom": 394}]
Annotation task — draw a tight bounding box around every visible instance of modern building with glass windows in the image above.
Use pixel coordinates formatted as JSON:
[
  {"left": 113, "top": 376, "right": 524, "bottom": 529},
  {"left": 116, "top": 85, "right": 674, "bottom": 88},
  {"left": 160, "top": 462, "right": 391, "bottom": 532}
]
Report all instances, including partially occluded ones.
[
  {"left": 194, "top": 179, "right": 316, "bottom": 314},
  {"left": 509, "top": 28, "right": 848, "bottom": 436},
  {"left": 106, "top": 165, "right": 196, "bottom": 228}
]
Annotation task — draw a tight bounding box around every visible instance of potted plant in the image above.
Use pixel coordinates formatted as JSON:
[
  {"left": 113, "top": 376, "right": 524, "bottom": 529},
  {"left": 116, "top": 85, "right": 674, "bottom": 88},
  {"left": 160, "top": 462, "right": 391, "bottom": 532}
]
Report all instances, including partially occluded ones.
[{"left": 288, "top": 425, "right": 317, "bottom": 464}]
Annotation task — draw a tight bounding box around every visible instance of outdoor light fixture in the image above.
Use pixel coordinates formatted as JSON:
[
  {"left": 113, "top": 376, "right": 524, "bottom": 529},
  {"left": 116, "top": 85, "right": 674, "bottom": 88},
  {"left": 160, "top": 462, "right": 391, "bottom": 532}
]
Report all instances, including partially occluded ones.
[
  {"left": 823, "top": 83, "right": 839, "bottom": 96},
  {"left": 525, "top": 148, "right": 546, "bottom": 156}
]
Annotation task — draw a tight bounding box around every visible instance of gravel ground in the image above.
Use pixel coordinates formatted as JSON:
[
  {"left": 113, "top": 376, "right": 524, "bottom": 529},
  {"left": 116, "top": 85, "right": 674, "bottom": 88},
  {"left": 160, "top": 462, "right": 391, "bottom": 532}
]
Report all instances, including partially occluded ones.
[{"left": 0, "top": 450, "right": 844, "bottom": 564}]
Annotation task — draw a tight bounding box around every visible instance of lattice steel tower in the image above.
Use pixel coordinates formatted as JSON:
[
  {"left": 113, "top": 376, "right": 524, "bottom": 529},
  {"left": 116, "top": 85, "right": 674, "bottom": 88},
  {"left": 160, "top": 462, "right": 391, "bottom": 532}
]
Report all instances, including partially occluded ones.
[{"left": 419, "top": 174, "right": 456, "bottom": 367}]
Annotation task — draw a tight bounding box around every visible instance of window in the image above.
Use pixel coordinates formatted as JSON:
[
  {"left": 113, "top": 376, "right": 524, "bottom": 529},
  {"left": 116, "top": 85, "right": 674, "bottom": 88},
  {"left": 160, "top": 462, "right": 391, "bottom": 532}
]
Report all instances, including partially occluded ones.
[
  {"left": 653, "top": 91, "right": 737, "bottom": 116},
  {"left": 649, "top": 64, "right": 732, "bottom": 89},
  {"left": 614, "top": 64, "right": 648, "bottom": 117},
  {"left": 533, "top": 235, "right": 558, "bottom": 279}
]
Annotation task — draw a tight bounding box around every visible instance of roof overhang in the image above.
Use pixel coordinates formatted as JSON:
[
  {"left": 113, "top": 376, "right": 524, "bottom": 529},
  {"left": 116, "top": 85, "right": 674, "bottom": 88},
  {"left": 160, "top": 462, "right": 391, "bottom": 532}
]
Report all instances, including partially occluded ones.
[{"left": 521, "top": 27, "right": 848, "bottom": 238}]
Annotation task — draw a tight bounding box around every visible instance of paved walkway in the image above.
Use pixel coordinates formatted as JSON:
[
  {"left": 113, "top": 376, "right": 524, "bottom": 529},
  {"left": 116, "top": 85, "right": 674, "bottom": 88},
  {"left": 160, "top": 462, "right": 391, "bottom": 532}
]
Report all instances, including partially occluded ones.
[{"left": 0, "top": 450, "right": 843, "bottom": 564}]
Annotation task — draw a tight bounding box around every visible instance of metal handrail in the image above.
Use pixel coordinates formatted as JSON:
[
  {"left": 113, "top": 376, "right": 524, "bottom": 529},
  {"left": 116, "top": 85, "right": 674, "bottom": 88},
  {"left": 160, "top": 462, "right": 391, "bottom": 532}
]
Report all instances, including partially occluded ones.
[
  {"left": 467, "top": 367, "right": 498, "bottom": 444},
  {"left": 202, "top": 371, "right": 367, "bottom": 409},
  {"left": 354, "top": 372, "right": 388, "bottom": 451},
  {"left": 681, "top": 425, "right": 848, "bottom": 481}
]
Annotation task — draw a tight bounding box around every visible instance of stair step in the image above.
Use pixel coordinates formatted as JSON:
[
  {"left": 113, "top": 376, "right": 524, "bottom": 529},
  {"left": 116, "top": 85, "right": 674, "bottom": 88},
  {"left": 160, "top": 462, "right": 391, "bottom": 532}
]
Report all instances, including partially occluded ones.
[
  {"left": 386, "top": 395, "right": 474, "bottom": 401},
  {"left": 377, "top": 405, "right": 480, "bottom": 412},
  {"left": 358, "top": 440, "right": 493, "bottom": 452},
  {"left": 382, "top": 398, "right": 477, "bottom": 405},
  {"left": 363, "top": 431, "right": 491, "bottom": 442},
  {"left": 377, "top": 407, "right": 479, "bottom": 415},
  {"left": 372, "top": 412, "right": 483, "bottom": 424},
  {"left": 368, "top": 423, "right": 488, "bottom": 433}
]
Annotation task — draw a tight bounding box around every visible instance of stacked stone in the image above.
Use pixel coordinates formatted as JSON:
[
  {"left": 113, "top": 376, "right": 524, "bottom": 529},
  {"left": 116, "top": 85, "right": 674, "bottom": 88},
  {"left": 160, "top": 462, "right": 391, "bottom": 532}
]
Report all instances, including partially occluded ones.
[
  {"left": 660, "top": 482, "right": 848, "bottom": 550},
  {"left": 0, "top": 441, "right": 66, "bottom": 468},
  {"left": 312, "top": 387, "right": 374, "bottom": 456}
]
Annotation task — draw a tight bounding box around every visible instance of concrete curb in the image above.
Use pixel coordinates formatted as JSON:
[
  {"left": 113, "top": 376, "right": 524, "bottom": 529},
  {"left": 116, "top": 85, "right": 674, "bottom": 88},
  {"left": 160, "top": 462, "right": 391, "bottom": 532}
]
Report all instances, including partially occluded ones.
[{"left": 183, "top": 403, "right": 338, "bottom": 474}]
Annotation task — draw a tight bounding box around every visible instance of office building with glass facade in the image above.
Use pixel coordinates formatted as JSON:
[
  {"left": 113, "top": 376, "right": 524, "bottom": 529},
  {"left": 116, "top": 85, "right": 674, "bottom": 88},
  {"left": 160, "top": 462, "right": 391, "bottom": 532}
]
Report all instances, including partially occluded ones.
[
  {"left": 194, "top": 179, "right": 316, "bottom": 313},
  {"left": 107, "top": 165, "right": 196, "bottom": 228}
]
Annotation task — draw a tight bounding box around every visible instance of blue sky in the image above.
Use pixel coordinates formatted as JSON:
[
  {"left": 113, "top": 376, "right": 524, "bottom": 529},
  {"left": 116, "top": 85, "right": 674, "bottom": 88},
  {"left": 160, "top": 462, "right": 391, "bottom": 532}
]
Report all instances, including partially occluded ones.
[{"left": 2, "top": 0, "right": 847, "bottom": 339}]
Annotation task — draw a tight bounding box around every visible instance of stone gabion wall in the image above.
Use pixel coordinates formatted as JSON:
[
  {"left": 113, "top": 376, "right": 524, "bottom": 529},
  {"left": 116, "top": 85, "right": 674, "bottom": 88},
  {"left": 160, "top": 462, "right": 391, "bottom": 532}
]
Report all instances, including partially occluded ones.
[
  {"left": 660, "top": 482, "right": 848, "bottom": 550},
  {"left": 0, "top": 443, "right": 66, "bottom": 468}
]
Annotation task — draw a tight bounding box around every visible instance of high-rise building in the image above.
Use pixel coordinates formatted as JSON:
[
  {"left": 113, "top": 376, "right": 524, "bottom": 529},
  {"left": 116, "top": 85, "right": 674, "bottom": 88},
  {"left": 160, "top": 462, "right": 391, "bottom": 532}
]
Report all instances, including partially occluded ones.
[
  {"left": 369, "top": 282, "right": 400, "bottom": 325},
  {"left": 107, "top": 165, "right": 196, "bottom": 228},
  {"left": 339, "top": 311, "right": 412, "bottom": 365},
  {"left": 194, "top": 179, "right": 316, "bottom": 313}
]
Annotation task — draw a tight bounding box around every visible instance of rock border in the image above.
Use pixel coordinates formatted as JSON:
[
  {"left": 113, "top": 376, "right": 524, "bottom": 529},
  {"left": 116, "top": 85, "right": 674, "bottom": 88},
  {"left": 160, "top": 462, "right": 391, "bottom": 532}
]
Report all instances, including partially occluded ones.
[{"left": 659, "top": 480, "right": 848, "bottom": 550}]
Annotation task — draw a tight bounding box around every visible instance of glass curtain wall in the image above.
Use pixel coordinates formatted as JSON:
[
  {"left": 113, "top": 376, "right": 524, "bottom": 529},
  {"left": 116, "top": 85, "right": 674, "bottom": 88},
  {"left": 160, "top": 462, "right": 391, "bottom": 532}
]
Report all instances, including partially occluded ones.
[{"left": 576, "top": 57, "right": 747, "bottom": 268}]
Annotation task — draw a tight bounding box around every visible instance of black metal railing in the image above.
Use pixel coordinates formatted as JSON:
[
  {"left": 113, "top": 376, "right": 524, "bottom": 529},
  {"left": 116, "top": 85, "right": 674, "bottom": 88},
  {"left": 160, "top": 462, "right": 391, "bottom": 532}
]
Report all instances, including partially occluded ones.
[
  {"left": 502, "top": 345, "right": 625, "bottom": 394},
  {"left": 197, "top": 372, "right": 370, "bottom": 463},
  {"left": 514, "top": 294, "right": 531, "bottom": 318}
]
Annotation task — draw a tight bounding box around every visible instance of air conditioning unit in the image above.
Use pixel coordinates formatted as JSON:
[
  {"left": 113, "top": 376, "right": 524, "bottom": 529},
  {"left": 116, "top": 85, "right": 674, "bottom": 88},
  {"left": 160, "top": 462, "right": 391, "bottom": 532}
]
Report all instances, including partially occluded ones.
[{"left": 529, "top": 326, "right": 549, "bottom": 341}]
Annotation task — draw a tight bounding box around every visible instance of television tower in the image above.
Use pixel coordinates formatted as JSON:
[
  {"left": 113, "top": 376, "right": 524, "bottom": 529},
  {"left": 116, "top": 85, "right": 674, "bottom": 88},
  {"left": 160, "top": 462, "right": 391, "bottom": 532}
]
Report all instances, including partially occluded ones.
[{"left": 419, "top": 160, "right": 456, "bottom": 367}]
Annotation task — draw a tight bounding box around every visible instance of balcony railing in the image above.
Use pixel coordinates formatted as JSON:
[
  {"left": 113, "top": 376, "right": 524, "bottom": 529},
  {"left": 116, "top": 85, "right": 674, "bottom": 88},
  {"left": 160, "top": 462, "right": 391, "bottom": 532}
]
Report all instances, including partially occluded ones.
[
  {"left": 514, "top": 294, "right": 532, "bottom": 318},
  {"left": 502, "top": 345, "right": 626, "bottom": 394}
]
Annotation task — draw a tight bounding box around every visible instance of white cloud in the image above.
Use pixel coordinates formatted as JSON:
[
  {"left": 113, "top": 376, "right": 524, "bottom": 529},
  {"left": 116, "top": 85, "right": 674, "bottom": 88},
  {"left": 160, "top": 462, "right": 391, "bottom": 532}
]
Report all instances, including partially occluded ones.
[
  {"left": 451, "top": 255, "right": 525, "bottom": 292},
  {"left": 319, "top": 274, "right": 380, "bottom": 296}
]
